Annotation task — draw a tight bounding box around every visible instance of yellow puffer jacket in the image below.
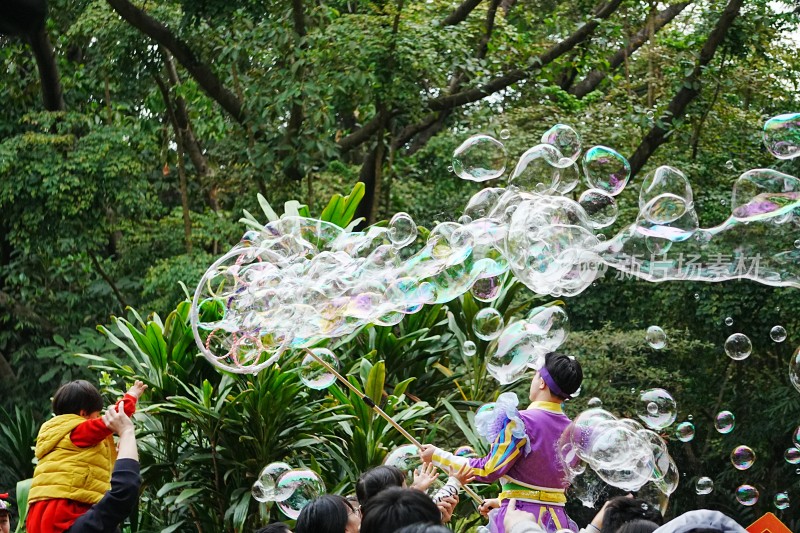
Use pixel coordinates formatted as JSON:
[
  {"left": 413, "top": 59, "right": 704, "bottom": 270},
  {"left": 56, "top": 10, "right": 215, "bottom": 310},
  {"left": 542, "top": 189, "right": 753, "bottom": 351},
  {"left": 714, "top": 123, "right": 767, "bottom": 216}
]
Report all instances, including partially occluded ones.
[{"left": 28, "top": 414, "right": 115, "bottom": 505}]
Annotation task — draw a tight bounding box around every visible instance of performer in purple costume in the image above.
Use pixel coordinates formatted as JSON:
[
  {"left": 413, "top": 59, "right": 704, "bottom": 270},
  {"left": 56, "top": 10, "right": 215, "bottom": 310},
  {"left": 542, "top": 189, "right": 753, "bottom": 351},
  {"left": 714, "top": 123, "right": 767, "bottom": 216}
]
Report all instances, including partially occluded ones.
[{"left": 420, "top": 352, "right": 583, "bottom": 533}]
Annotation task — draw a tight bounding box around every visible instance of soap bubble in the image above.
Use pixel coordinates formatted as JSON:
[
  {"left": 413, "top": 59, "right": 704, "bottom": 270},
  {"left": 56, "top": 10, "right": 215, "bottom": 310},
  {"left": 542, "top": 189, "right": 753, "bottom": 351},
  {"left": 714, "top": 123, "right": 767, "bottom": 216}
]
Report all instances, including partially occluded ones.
[
  {"left": 276, "top": 469, "right": 326, "bottom": 519},
  {"left": 646, "top": 110, "right": 655, "bottom": 120},
  {"left": 715, "top": 411, "right": 735, "bottom": 434},
  {"left": 725, "top": 317, "right": 734, "bottom": 326},
  {"left": 452, "top": 134, "right": 507, "bottom": 182},
  {"left": 763, "top": 113, "right": 800, "bottom": 160},
  {"left": 639, "top": 166, "right": 694, "bottom": 225},
  {"left": 730, "top": 169, "right": 800, "bottom": 221},
  {"left": 793, "top": 426, "right": 800, "bottom": 448},
  {"left": 784, "top": 447, "right": 800, "bottom": 464},
  {"left": 735, "top": 484, "right": 759, "bottom": 506},
  {"left": 675, "top": 422, "right": 695, "bottom": 442},
  {"left": 541, "top": 124, "right": 582, "bottom": 162},
  {"left": 300, "top": 348, "right": 339, "bottom": 390},
  {"left": 388, "top": 212, "right": 418, "bottom": 248},
  {"left": 730, "top": 445, "right": 756, "bottom": 470},
  {"left": 579, "top": 189, "right": 618, "bottom": 229},
  {"left": 471, "top": 276, "right": 502, "bottom": 302},
  {"left": 646, "top": 326, "right": 667, "bottom": 349},
  {"left": 770, "top": 325, "right": 787, "bottom": 342},
  {"left": 254, "top": 462, "right": 292, "bottom": 501},
  {"left": 774, "top": 491, "right": 790, "bottom": 510},
  {"left": 251, "top": 481, "right": 269, "bottom": 502},
  {"left": 790, "top": 346, "right": 800, "bottom": 393},
  {"left": 473, "top": 308, "right": 505, "bottom": 341},
  {"left": 588, "top": 397, "right": 602, "bottom": 408},
  {"left": 582, "top": 146, "right": 631, "bottom": 196},
  {"left": 637, "top": 389, "right": 677, "bottom": 429},
  {"left": 462, "top": 340, "right": 477, "bottom": 357},
  {"left": 384, "top": 444, "right": 422, "bottom": 474},
  {"left": 509, "top": 144, "right": 571, "bottom": 193},
  {"left": 726, "top": 160, "right": 735, "bottom": 170},
  {"left": 499, "top": 128, "right": 511, "bottom": 140},
  {"left": 695, "top": 477, "right": 713, "bottom": 495},
  {"left": 724, "top": 333, "right": 752, "bottom": 360}
]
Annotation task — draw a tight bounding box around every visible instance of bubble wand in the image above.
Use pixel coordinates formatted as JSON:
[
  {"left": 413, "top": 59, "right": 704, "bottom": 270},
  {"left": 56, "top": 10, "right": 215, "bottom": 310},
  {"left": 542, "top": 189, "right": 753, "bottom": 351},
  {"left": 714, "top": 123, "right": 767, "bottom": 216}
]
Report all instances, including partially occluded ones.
[{"left": 301, "top": 347, "right": 484, "bottom": 505}]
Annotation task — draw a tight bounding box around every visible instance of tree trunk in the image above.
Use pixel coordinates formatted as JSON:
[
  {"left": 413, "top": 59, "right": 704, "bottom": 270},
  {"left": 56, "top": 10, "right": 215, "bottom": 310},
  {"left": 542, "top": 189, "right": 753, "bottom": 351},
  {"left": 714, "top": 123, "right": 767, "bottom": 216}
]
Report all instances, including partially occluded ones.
[{"left": 27, "top": 26, "right": 65, "bottom": 111}]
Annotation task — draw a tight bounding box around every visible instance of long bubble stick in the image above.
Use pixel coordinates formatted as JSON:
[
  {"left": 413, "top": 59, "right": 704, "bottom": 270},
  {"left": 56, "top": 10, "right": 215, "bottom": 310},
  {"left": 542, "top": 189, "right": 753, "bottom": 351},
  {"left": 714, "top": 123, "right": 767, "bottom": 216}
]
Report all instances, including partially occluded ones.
[
  {"left": 302, "top": 348, "right": 484, "bottom": 505},
  {"left": 302, "top": 348, "right": 422, "bottom": 448}
]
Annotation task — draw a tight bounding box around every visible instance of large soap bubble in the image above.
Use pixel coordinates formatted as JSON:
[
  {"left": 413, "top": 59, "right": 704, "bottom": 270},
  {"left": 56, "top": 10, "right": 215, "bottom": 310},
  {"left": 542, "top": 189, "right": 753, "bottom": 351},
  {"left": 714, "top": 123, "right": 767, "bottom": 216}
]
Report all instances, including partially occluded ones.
[
  {"left": 645, "top": 326, "right": 667, "bottom": 349},
  {"left": 541, "top": 124, "right": 582, "bottom": 162},
  {"left": 582, "top": 146, "right": 631, "bottom": 196},
  {"left": 639, "top": 166, "right": 693, "bottom": 224},
  {"left": 763, "top": 112, "right": 800, "bottom": 159},
  {"left": 276, "top": 469, "right": 326, "bottom": 519},
  {"left": 452, "top": 134, "right": 507, "bottom": 182},
  {"left": 388, "top": 212, "right": 418, "bottom": 248},
  {"left": 191, "top": 118, "right": 800, "bottom": 375},
  {"left": 384, "top": 444, "right": 422, "bottom": 474},
  {"left": 300, "top": 348, "right": 339, "bottom": 390},
  {"left": 579, "top": 189, "right": 618, "bottom": 229},
  {"left": 637, "top": 389, "right": 677, "bottom": 429},
  {"left": 473, "top": 307, "right": 504, "bottom": 341}
]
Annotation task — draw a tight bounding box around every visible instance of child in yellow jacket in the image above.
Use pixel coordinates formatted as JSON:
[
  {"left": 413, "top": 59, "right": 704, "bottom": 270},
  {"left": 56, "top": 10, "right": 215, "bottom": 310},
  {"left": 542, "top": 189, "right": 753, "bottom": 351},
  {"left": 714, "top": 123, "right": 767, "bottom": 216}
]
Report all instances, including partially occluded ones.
[{"left": 26, "top": 379, "right": 147, "bottom": 533}]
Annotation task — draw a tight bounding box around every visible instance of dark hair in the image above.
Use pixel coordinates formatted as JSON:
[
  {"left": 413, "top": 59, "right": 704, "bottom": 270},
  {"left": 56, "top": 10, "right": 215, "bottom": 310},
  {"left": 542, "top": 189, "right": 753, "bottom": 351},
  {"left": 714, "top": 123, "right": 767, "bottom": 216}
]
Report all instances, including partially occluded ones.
[
  {"left": 545, "top": 352, "right": 583, "bottom": 397},
  {"left": 396, "top": 525, "right": 452, "bottom": 533},
  {"left": 600, "top": 497, "right": 664, "bottom": 533},
  {"left": 360, "top": 487, "right": 441, "bottom": 533},
  {"left": 52, "top": 380, "right": 103, "bottom": 416},
  {"left": 356, "top": 465, "right": 406, "bottom": 506},
  {"left": 295, "top": 495, "right": 355, "bottom": 533},
  {"left": 255, "top": 523, "right": 291, "bottom": 533},
  {"left": 616, "top": 520, "right": 660, "bottom": 533}
]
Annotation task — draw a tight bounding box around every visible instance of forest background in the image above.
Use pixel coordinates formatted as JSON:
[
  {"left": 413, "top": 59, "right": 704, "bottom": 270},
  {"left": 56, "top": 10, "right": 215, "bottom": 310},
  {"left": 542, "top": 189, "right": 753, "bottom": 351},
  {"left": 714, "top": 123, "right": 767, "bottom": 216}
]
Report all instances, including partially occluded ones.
[{"left": 1, "top": 0, "right": 800, "bottom": 531}]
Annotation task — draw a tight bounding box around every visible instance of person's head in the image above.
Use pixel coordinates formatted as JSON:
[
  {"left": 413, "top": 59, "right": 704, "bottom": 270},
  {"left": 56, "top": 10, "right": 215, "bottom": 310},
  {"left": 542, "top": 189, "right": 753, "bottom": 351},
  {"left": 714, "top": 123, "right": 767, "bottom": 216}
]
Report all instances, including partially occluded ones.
[
  {"left": 52, "top": 380, "right": 103, "bottom": 419},
  {"left": 360, "top": 487, "right": 441, "bottom": 533},
  {"left": 530, "top": 352, "right": 583, "bottom": 402},
  {"left": 0, "top": 499, "right": 11, "bottom": 533},
  {"left": 356, "top": 465, "right": 406, "bottom": 506},
  {"left": 617, "top": 520, "right": 660, "bottom": 533},
  {"left": 395, "top": 525, "right": 452, "bottom": 533},
  {"left": 295, "top": 495, "right": 359, "bottom": 533},
  {"left": 255, "top": 523, "right": 291, "bottom": 533},
  {"left": 600, "top": 497, "right": 664, "bottom": 533},
  {"left": 652, "top": 509, "right": 746, "bottom": 533}
]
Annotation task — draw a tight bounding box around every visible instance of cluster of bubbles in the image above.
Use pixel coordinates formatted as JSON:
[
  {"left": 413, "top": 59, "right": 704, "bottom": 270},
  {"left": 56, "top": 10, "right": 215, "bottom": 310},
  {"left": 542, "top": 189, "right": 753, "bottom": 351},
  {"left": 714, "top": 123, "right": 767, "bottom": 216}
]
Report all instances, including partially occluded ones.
[
  {"left": 190, "top": 114, "right": 800, "bottom": 376},
  {"left": 557, "top": 406, "right": 679, "bottom": 497},
  {"left": 251, "top": 462, "right": 325, "bottom": 519}
]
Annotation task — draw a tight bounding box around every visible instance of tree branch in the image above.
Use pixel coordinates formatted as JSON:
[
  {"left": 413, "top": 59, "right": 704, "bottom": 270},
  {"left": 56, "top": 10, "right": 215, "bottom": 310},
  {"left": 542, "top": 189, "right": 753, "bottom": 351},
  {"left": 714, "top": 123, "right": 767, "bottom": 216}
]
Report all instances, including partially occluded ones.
[
  {"left": 569, "top": 1, "right": 691, "bottom": 98},
  {"left": 105, "top": 0, "right": 245, "bottom": 124},
  {"left": 428, "top": 0, "right": 624, "bottom": 111},
  {"left": 627, "top": 0, "right": 743, "bottom": 177},
  {"left": 442, "top": 0, "right": 484, "bottom": 26},
  {"left": 89, "top": 252, "right": 129, "bottom": 312}
]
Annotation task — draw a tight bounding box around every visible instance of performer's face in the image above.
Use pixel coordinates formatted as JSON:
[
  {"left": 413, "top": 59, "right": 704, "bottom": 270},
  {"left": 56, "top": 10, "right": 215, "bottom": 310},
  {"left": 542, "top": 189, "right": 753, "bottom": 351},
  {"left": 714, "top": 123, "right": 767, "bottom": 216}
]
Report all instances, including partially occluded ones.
[
  {"left": 0, "top": 512, "right": 9, "bottom": 533},
  {"left": 529, "top": 370, "right": 545, "bottom": 401}
]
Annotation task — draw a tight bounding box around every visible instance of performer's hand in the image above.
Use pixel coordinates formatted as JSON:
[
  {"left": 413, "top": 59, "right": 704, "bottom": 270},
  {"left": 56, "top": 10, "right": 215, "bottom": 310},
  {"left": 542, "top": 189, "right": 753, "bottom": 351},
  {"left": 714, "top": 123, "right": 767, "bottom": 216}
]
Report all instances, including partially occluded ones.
[
  {"left": 411, "top": 462, "right": 439, "bottom": 491},
  {"left": 503, "top": 498, "right": 541, "bottom": 531},
  {"left": 478, "top": 497, "right": 500, "bottom": 517},
  {"left": 437, "top": 495, "right": 458, "bottom": 524},
  {"left": 449, "top": 463, "right": 475, "bottom": 486},
  {"left": 419, "top": 444, "right": 436, "bottom": 464}
]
